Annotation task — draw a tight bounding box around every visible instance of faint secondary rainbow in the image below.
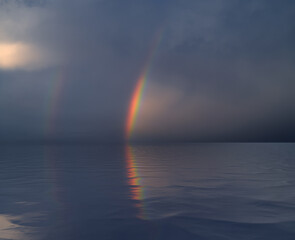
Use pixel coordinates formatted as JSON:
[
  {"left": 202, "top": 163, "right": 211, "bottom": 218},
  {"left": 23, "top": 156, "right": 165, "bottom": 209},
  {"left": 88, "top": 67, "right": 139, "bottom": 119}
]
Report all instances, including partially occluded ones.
[
  {"left": 126, "top": 29, "right": 164, "bottom": 140},
  {"left": 45, "top": 68, "right": 67, "bottom": 137}
]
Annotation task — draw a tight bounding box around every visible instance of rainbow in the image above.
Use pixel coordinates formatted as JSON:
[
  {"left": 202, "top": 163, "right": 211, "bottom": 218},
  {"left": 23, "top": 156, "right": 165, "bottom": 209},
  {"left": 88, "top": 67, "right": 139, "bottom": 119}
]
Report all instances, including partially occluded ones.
[
  {"left": 125, "top": 29, "right": 164, "bottom": 140},
  {"left": 45, "top": 69, "right": 67, "bottom": 138}
]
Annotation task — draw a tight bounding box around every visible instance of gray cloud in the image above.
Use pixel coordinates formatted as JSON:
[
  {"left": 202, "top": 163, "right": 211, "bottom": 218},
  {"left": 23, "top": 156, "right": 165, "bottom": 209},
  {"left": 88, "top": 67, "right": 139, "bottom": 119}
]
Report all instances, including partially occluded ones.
[
  {"left": 0, "top": 0, "right": 294, "bottom": 142},
  {"left": 0, "top": 1, "right": 62, "bottom": 70}
]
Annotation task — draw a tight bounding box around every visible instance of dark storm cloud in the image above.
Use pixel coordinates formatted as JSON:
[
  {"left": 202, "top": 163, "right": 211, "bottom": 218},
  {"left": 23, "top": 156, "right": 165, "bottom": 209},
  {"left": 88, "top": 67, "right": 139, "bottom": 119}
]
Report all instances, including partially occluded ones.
[
  {"left": 141, "top": 0, "right": 295, "bottom": 142},
  {"left": 0, "top": 0, "right": 294, "bottom": 142}
]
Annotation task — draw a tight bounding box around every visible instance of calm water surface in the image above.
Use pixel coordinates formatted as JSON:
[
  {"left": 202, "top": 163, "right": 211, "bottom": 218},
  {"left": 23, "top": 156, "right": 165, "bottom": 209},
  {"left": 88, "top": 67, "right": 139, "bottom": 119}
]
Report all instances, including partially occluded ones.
[{"left": 0, "top": 143, "right": 295, "bottom": 240}]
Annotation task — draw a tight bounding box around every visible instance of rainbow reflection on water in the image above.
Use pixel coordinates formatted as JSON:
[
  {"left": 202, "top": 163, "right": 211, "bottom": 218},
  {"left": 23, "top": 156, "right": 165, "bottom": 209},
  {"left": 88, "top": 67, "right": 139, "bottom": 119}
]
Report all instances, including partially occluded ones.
[{"left": 125, "top": 145, "right": 148, "bottom": 220}]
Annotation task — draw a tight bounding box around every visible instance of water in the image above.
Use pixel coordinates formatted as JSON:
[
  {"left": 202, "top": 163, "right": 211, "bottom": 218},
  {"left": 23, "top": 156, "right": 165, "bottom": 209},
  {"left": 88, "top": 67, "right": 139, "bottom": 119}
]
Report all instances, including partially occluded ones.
[{"left": 0, "top": 143, "right": 295, "bottom": 240}]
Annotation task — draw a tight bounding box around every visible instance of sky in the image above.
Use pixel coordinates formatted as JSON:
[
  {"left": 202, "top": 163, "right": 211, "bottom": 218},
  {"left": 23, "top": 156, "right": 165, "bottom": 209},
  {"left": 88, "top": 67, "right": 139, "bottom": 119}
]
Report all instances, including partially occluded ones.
[{"left": 0, "top": 0, "right": 295, "bottom": 143}]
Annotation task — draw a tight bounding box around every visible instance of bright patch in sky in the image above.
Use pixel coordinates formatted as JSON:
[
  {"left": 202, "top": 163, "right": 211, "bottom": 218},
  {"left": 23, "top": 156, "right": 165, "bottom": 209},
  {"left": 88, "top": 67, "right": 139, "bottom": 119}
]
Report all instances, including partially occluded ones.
[{"left": 0, "top": 42, "right": 45, "bottom": 70}]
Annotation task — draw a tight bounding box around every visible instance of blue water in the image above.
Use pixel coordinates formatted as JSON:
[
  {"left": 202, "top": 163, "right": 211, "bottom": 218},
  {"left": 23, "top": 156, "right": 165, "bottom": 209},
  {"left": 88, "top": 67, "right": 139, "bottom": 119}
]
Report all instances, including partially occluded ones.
[{"left": 0, "top": 143, "right": 295, "bottom": 240}]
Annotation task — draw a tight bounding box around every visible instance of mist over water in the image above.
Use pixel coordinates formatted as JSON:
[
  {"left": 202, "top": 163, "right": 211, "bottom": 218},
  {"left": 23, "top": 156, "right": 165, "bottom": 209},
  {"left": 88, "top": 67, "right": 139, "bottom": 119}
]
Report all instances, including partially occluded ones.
[{"left": 0, "top": 143, "right": 295, "bottom": 240}]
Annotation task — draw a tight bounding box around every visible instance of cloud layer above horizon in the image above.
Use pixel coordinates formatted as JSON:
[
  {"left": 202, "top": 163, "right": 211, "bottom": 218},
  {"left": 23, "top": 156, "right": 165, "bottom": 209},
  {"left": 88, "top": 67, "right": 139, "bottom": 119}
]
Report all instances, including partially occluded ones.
[{"left": 0, "top": 0, "right": 295, "bottom": 142}]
